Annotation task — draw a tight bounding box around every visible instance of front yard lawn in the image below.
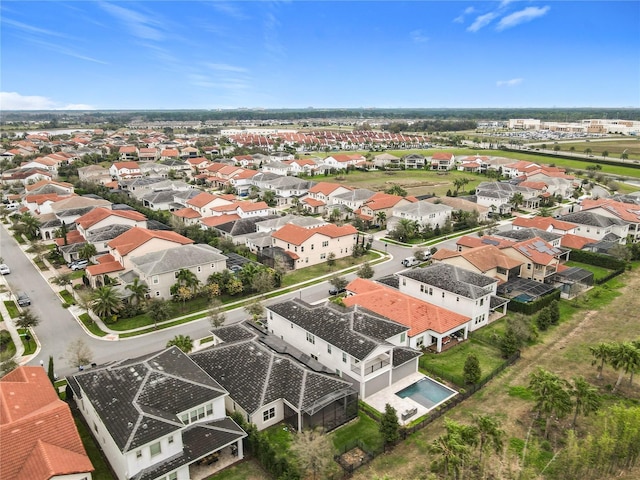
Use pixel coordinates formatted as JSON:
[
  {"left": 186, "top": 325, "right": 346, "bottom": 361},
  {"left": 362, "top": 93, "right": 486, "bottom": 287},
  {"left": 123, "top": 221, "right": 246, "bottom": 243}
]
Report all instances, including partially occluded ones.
[
  {"left": 419, "top": 338, "right": 505, "bottom": 387},
  {"left": 18, "top": 328, "right": 37, "bottom": 355},
  {"left": 280, "top": 251, "right": 379, "bottom": 287},
  {"left": 59, "top": 289, "right": 76, "bottom": 305},
  {"left": 4, "top": 301, "right": 19, "bottom": 318}
]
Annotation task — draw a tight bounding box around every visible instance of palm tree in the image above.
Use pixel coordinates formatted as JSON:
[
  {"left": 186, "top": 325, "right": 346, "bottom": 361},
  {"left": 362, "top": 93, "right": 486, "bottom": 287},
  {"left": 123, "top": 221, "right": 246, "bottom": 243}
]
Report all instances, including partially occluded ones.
[
  {"left": 125, "top": 278, "right": 149, "bottom": 306},
  {"left": 610, "top": 342, "right": 640, "bottom": 392},
  {"left": 19, "top": 212, "right": 41, "bottom": 239},
  {"left": 90, "top": 286, "right": 123, "bottom": 320},
  {"left": 166, "top": 334, "right": 194, "bottom": 353},
  {"left": 375, "top": 211, "right": 387, "bottom": 229},
  {"left": 78, "top": 243, "right": 97, "bottom": 262},
  {"left": 510, "top": 192, "right": 525, "bottom": 211},
  {"left": 385, "top": 185, "right": 407, "bottom": 197},
  {"left": 261, "top": 189, "right": 276, "bottom": 207},
  {"left": 175, "top": 268, "right": 200, "bottom": 295},
  {"left": 589, "top": 342, "right": 613, "bottom": 379},
  {"left": 429, "top": 418, "right": 476, "bottom": 479},
  {"left": 147, "top": 298, "right": 172, "bottom": 329},
  {"left": 27, "top": 239, "right": 48, "bottom": 263},
  {"left": 529, "top": 368, "right": 572, "bottom": 438},
  {"left": 474, "top": 414, "right": 504, "bottom": 467},
  {"left": 570, "top": 376, "right": 601, "bottom": 429}
]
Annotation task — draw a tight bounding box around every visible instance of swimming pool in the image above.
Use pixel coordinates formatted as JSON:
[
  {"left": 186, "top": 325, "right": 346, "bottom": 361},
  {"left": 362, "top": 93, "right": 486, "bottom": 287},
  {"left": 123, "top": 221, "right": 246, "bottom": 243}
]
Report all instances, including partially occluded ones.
[{"left": 396, "top": 377, "right": 457, "bottom": 410}]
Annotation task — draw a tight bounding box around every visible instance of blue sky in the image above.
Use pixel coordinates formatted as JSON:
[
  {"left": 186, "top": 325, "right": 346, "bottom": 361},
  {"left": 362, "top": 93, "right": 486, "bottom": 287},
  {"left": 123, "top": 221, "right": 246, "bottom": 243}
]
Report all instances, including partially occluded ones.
[{"left": 1, "top": 1, "right": 638, "bottom": 110}]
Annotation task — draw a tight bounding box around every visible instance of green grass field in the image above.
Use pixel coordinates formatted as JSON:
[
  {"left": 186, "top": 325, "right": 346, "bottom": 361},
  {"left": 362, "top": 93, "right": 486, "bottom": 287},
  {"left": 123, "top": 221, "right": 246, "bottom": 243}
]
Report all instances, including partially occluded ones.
[{"left": 565, "top": 260, "right": 613, "bottom": 282}]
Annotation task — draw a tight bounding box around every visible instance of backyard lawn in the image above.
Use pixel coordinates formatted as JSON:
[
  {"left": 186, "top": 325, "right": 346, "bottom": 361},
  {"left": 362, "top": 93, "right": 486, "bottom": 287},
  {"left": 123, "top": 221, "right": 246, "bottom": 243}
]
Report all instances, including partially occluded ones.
[
  {"left": 331, "top": 411, "right": 384, "bottom": 453},
  {"left": 565, "top": 260, "right": 613, "bottom": 282},
  {"left": 208, "top": 459, "right": 267, "bottom": 480}
]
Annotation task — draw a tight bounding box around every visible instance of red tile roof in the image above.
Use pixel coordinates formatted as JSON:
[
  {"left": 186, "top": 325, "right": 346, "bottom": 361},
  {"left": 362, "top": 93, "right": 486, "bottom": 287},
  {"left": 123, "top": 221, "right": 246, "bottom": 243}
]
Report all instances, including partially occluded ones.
[
  {"left": 512, "top": 216, "right": 577, "bottom": 231},
  {"left": 362, "top": 192, "right": 411, "bottom": 211},
  {"left": 201, "top": 214, "right": 241, "bottom": 227},
  {"left": 344, "top": 279, "right": 470, "bottom": 335},
  {"left": 435, "top": 245, "right": 524, "bottom": 273},
  {"left": 187, "top": 192, "right": 217, "bottom": 208},
  {"left": 308, "top": 182, "right": 350, "bottom": 195},
  {"left": 237, "top": 201, "right": 269, "bottom": 212},
  {"left": 112, "top": 161, "right": 139, "bottom": 170},
  {"left": 0, "top": 367, "right": 93, "bottom": 480},
  {"left": 54, "top": 230, "right": 85, "bottom": 246},
  {"left": 432, "top": 152, "right": 454, "bottom": 160},
  {"left": 107, "top": 227, "right": 193, "bottom": 256},
  {"left": 560, "top": 233, "right": 593, "bottom": 249},
  {"left": 302, "top": 197, "right": 325, "bottom": 207},
  {"left": 75, "top": 207, "right": 146, "bottom": 229},
  {"left": 272, "top": 223, "right": 357, "bottom": 245},
  {"left": 86, "top": 259, "right": 124, "bottom": 275},
  {"left": 172, "top": 207, "right": 201, "bottom": 219}
]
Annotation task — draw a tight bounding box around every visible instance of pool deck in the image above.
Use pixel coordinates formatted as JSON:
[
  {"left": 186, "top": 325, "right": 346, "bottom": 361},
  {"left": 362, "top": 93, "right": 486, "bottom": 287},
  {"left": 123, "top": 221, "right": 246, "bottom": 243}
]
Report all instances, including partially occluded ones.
[{"left": 365, "top": 372, "right": 457, "bottom": 425}]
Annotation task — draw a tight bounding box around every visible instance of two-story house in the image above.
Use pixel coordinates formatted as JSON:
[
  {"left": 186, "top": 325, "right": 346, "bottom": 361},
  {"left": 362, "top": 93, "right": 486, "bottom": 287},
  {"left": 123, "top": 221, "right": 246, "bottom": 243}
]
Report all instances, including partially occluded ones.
[
  {"left": 266, "top": 300, "right": 420, "bottom": 399},
  {"left": 580, "top": 198, "right": 640, "bottom": 242},
  {"left": 431, "top": 244, "right": 524, "bottom": 284},
  {"left": 130, "top": 243, "right": 227, "bottom": 300},
  {"left": 402, "top": 153, "right": 426, "bottom": 169},
  {"left": 429, "top": 152, "right": 456, "bottom": 171},
  {"left": 559, "top": 211, "right": 629, "bottom": 244},
  {"left": 109, "top": 161, "right": 142, "bottom": 180},
  {"left": 356, "top": 192, "right": 416, "bottom": 224},
  {"left": 304, "top": 182, "right": 353, "bottom": 213},
  {"left": 68, "top": 347, "right": 246, "bottom": 480},
  {"left": 270, "top": 223, "right": 358, "bottom": 269},
  {"left": 388, "top": 201, "right": 453, "bottom": 231},
  {"left": 397, "top": 264, "right": 508, "bottom": 334}
]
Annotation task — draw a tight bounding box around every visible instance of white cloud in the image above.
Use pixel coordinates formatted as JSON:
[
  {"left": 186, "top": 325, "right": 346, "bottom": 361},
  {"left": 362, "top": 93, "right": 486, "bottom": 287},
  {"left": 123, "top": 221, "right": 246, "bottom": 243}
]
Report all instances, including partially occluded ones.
[
  {"left": 204, "top": 63, "right": 248, "bottom": 73},
  {"left": 497, "top": 6, "right": 550, "bottom": 31},
  {"left": 210, "top": 2, "right": 248, "bottom": 20},
  {"left": 454, "top": 6, "right": 475, "bottom": 23},
  {"left": 467, "top": 12, "right": 498, "bottom": 32},
  {"left": 0, "top": 92, "right": 95, "bottom": 110},
  {"left": 99, "top": 2, "right": 164, "bottom": 41},
  {"left": 496, "top": 78, "right": 523, "bottom": 87},
  {"left": 410, "top": 29, "right": 429, "bottom": 43}
]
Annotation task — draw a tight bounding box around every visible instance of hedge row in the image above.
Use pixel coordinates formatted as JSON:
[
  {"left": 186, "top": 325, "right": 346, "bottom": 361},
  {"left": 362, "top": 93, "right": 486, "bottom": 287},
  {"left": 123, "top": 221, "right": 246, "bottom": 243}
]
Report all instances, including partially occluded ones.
[
  {"left": 569, "top": 249, "right": 626, "bottom": 270},
  {"left": 507, "top": 290, "right": 561, "bottom": 315}
]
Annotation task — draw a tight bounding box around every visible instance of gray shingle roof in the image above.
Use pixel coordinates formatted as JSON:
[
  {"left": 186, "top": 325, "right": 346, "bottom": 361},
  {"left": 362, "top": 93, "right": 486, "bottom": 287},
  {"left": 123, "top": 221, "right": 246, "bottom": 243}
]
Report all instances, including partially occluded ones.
[
  {"left": 131, "top": 243, "right": 226, "bottom": 276},
  {"left": 559, "top": 211, "right": 626, "bottom": 227},
  {"left": 399, "top": 264, "right": 496, "bottom": 299},
  {"left": 333, "top": 188, "right": 376, "bottom": 202},
  {"left": 499, "top": 227, "right": 561, "bottom": 243},
  {"left": 267, "top": 300, "right": 408, "bottom": 360},
  {"left": 191, "top": 329, "right": 354, "bottom": 416},
  {"left": 392, "top": 200, "right": 452, "bottom": 216},
  {"left": 86, "top": 224, "right": 132, "bottom": 243},
  {"left": 68, "top": 347, "right": 227, "bottom": 452}
]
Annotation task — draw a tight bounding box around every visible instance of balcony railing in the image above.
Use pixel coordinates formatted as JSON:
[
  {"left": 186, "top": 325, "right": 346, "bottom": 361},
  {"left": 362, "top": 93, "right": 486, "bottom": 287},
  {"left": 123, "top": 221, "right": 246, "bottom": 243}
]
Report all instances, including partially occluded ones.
[{"left": 351, "top": 359, "right": 390, "bottom": 376}]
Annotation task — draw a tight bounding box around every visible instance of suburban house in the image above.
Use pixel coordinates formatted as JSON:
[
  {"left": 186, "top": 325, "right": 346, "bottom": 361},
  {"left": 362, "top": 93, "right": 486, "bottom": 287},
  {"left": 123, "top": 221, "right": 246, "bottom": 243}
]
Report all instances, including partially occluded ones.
[
  {"left": 402, "top": 153, "right": 426, "bottom": 169},
  {"left": 269, "top": 223, "right": 358, "bottom": 269},
  {"left": 130, "top": 244, "right": 227, "bottom": 299},
  {"left": 425, "top": 196, "right": 489, "bottom": 222},
  {"left": 356, "top": 192, "right": 416, "bottom": 224},
  {"left": 558, "top": 211, "right": 629, "bottom": 244},
  {"left": 109, "top": 161, "right": 142, "bottom": 180},
  {"left": 431, "top": 244, "right": 524, "bottom": 284},
  {"left": 266, "top": 299, "right": 421, "bottom": 400},
  {"left": 75, "top": 207, "right": 147, "bottom": 240},
  {"left": 397, "top": 263, "right": 509, "bottom": 332},
  {"left": 323, "top": 154, "right": 365, "bottom": 169},
  {"left": 86, "top": 228, "right": 194, "bottom": 287},
  {"left": 68, "top": 347, "right": 246, "bottom": 480},
  {"left": 78, "top": 165, "right": 112, "bottom": 184},
  {"left": 304, "top": 182, "right": 353, "bottom": 212},
  {"left": 429, "top": 152, "right": 456, "bottom": 171},
  {"left": 331, "top": 188, "right": 376, "bottom": 211},
  {"left": 373, "top": 153, "right": 401, "bottom": 169},
  {"left": 1, "top": 366, "right": 94, "bottom": 480},
  {"left": 512, "top": 216, "right": 578, "bottom": 235},
  {"left": 118, "top": 146, "right": 139, "bottom": 161},
  {"left": 138, "top": 147, "right": 160, "bottom": 162},
  {"left": 344, "top": 278, "right": 472, "bottom": 353},
  {"left": 191, "top": 322, "right": 358, "bottom": 432},
  {"left": 580, "top": 198, "right": 640, "bottom": 242},
  {"left": 499, "top": 236, "right": 565, "bottom": 282},
  {"left": 388, "top": 201, "right": 453, "bottom": 230},
  {"left": 475, "top": 182, "right": 540, "bottom": 211}
]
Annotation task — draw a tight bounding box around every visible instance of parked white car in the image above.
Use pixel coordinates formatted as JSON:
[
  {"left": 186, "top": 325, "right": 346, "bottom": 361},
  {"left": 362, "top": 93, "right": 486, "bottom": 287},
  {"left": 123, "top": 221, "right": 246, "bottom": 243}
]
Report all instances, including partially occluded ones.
[{"left": 0, "top": 264, "right": 10, "bottom": 275}]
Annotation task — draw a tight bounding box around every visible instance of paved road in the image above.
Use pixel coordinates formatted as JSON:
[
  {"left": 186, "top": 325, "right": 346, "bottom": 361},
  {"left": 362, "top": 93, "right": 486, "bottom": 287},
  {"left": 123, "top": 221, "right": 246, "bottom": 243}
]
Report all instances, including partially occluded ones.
[{"left": 1, "top": 224, "right": 416, "bottom": 378}]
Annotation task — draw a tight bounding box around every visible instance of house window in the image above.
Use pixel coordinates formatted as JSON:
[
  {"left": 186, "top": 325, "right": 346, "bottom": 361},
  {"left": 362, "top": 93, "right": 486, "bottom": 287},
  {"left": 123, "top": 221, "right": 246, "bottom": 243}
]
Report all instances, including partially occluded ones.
[
  {"left": 327, "top": 344, "right": 332, "bottom": 353},
  {"left": 480, "top": 298, "right": 484, "bottom": 306},
  {"left": 152, "top": 275, "right": 159, "bottom": 284},
  {"left": 174, "top": 271, "right": 180, "bottom": 278},
  {"left": 402, "top": 278, "right": 406, "bottom": 286},
  {"left": 191, "top": 410, "right": 198, "bottom": 422},
  {"left": 206, "top": 403, "right": 213, "bottom": 415},
  {"left": 156, "top": 291, "right": 160, "bottom": 296},
  {"left": 181, "top": 413, "right": 189, "bottom": 424},
  {"left": 400, "top": 333, "right": 406, "bottom": 343},
  {"left": 136, "top": 450, "right": 142, "bottom": 458},
  {"left": 417, "top": 336, "right": 424, "bottom": 347},
  {"left": 263, "top": 407, "right": 276, "bottom": 422},
  {"left": 342, "top": 352, "right": 347, "bottom": 363},
  {"left": 290, "top": 322, "right": 293, "bottom": 329},
  {"left": 527, "top": 264, "right": 532, "bottom": 270},
  {"left": 197, "top": 266, "right": 201, "bottom": 272},
  {"left": 420, "top": 285, "right": 425, "bottom": 293},
  {"left": 197, "top": 406, "right": 205, "bottom": 419},
  {"left": 306, "top": 332, "right": 315, "bottom": 344},
  {"left": 301, "top": 246, "right": 304, "bottom": 252},
  {"left": 322, "top": 240, "right": 329, "bottom": 247},
  {"left": 311, "top": 244, "right": 314, "bottom": 250},
  {"left": 168, "top": 436, "right": 174, "bottom": 444},
  {"left": 311, "top": 354, "right": 318, "bottom": 360},
  {"left": 169, "top": 473, "right": 177, "bottom": 480},
  {"left": 429, "top": 288, "right": 433, "bottom": 295},
  {"left": 93, "top": 423, "right": 98, "bottom": 433},
  {"left": 150, "top": 442, "right": 161, "bottom": 457},
  {"left": 320, "top": 253, "right": 326, "bottom": 260},
  {"left": 442, "top": 292, "right": 445, "bottom": 298}
]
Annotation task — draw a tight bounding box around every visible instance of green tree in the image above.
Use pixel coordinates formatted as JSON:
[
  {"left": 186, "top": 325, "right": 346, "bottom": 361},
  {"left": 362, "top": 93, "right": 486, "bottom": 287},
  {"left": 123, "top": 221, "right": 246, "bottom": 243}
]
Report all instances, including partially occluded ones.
[
  {"left": 66, "top": 338, "right": 93, "bottom": 369},
  {"left": 147, "top": 298, "right": 172, "bottom": 328},
  {"left": 536, "top": 307, "right": 552, "bottom": 331},
  {"left": 473, "top": 414, "right": 504, "bottom": 470},
  {"left": 166, "top": 334, "right": 194, "bottom": 353},
  {"left": 602, "top": 150, "right": 609, "bottom": 159},
  {"left": 52, "top": 272, "right": 73, "bottom": 293},
  {"left": 463, "top": 353, "right": 481, "bottom": 385},
  {"left": 329, "top": 274, "right": 348, "bottom": 293},
  {"left": 509, "top": 192, "right": 525, "bottom": 210},
  {"left": 16, "top": 308, "right": 40, "bottom": 330},
  {"left": 289, "top": 427, "right": 333, "bottom": 480},
  {"left": 529, "top": 368, "right": 572, "bottom": 438},
  {"left": 171, "top": 285, "right": 193, "bottom": 311},
  {"left": 375, "top": 211, "right": 387, "bottom": 229},
  {"left": 125, "top": 278, "right": 149, "bottom": 306},
  {"left": 18, "top": 212, "right": 41, "bottom": 239},
  {"left": 208, "top": 298, "right": 226, "bottom": 329},
  {"left": 90, "top": 286, "right": 123, "bottom": 320},
  {"left": 379, "top": 403, "right": 400, "bottom": 445},
  {"left": 548, "top": 300, "right": 560, "bottom": 325},
  {"left": 261, "top": 189, "right": 276, "bottom": 207},
  {"left": 569, "top": 375, "right": 601, "bottom": 429},
  {"left": 385, "top": 185, "right": 407, "bottom": 197},
  {"left": 251, "top": 270, "right": 275, "bottom": 295},
  {"left": 327, "top": 252, "right": 336, "bottom": 267},
  {"left": 610, "top": 341, "right": 640, "bottom": 392},
  {"left": 175, "top": 268, "right": 200, "bottom": 294},
  {"left": 590, "top": 341, "right": 614, "bottom": 379},
  {"left": 27, "top": 239, "right": 48, "bottom": 262},
  {"left": 78, "top": 243, "right": 97, "bottom": 262},
  {"left": 357, "top": 261, "right": 374, "bottom": 279},
  {"left": 429, "top": 418, "right": 476, "bottom": 479},
  {"left": 47, "top": 355, "right": 55, "bottom": 385},
  {"left": 244, "top": 299, "right": 264, "bottom": 322}
]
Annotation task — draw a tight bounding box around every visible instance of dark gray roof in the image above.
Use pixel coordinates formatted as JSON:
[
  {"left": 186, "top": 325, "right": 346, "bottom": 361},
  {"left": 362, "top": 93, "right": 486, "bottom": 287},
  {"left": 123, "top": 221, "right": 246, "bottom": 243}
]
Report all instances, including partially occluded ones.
[
  {"left": 399, "top": 264, "right": 496, "bottom": 299},
  {"left": 86, "top": 224, "right": 132, "bottom": 243},
  {"left": 191, "top": 328, "right": 354, "bottom": 416},
  {"left": 376, "top": 275, "right": 400, "bottom": 289},
  {"left": 69, "top": 347, "right": 227, "bottom": 452},
  {"left": 267, "top": 300, "right": 407, "bottom": 360},
  {"left": 559, "top": 211, "right": 626, "bottom": 227},
  {"left": 498, "top": 227, "right": 561, "bottom": 243},
  {"left": 333, "top": 188, "right": 376, "bottom": 202},
  {"left": 133, "top": 418, "right": 245, "bottom": 480},
  {"left": 142, "top": 190, "right": 176, "bottom": 204},
  {"left": 214, "top": 215, "right": 279, "bottom": 236},
  {"left": 392, "top": 347, "right": 421, "bottom": 367},
  {"left": 213, "top": 323, "right": 258, "bottom": 343}
]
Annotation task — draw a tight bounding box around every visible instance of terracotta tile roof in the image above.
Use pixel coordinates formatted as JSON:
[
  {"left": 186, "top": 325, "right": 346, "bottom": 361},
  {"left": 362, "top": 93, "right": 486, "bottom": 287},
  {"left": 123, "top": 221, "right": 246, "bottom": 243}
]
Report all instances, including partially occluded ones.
[
  {"left": 308, "top": 182, "right": 349, "bottom": 195},
  {"left": 25, "top": 193, "right": 65, "bottom": 205},
  {"left": 582, "top": 199, "right": 640, "bottom": 223},
  {"left": 560, "top": 233, "right": 593, "bottom": 249},
  {"left": 0, "top": 367, "right": 93, "bottom": 479},
  {"left": 272, "top": 223, "right": 357, "bottom": 245},
  {"left": 172, "top": 207, "right": 201, "bottom": 219},
  {"left": 187, "top": 192, "right": 217, "bottom": 208},
  {"left": 456, "top": 235, "right": 514, "bottom": 249},
  {"left": 200, "top": 214, "right": 240, "bottom": 227},
  {"left": 112, "top": 161, "right": 139, "bottom": 170},
  {"left": 512, "top": 216, "right": 577, "bottom": 231},
  {"left": 75, "top": 207, "right": 146, "bottom": 229},
  {"left": 432, "top": 152, "right": 454, "bottom": 160},
  {"left": 232, "top": 169, "right": 258, "bottom": 179},
  {"left": 302, "top": 197, "right": 325, "bottom": 207},
  {"left": 25, "top": 179, "right": 73, "bottom": 192},
  {"left": 437, "top": 245, "right": 524, "bottom": 273},
  {"left": 211, "top": 203, "right": 239, "bottom": 213},
  {"left": 161, "top": 148, "right": 179, "bottom": 156},
  {"left": 511, "top": 237, "right": 559, "bottom": 265},
  {"left": 344, "top": 278, "right": 470, "bottom": 335},
  {"left": 519, "top": 181, "right": 547, "bottom": 190},
  {"left": 362, "top": 192, "right": 410, "bottom": 211},
  {"left": 330, "top": 154, "right": 364, "bottom": 163},
  {"left": 108, "top": 227, "right": 193, "bottom": 256},
  {"left": 118, "top": 146, "right": 137, "bottom": 153},
  {"left": 187, "top": 157, "right": 209, "bottom": 165},
  {"left": 54, "top": 230, "right": 85, "bottom": 246},
  {"left": 86, "top": 259, "right": 124, "bottom": 275},
  {"left": 237, "top": 201, "right": 269, "bottom": 212}
]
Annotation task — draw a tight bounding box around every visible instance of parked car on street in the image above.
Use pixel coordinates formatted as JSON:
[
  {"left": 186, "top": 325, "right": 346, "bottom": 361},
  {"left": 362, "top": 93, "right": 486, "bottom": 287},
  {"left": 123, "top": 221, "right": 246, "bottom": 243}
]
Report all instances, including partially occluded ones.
[
  {"left": 17, "top": 292, "right": 31, "bottom": 307},
  {"left": 0, "top": 264, "right": 10, "bottom": 275},
  {"left": 328, "top": 286, "right": 347, "bottom": 296}
]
